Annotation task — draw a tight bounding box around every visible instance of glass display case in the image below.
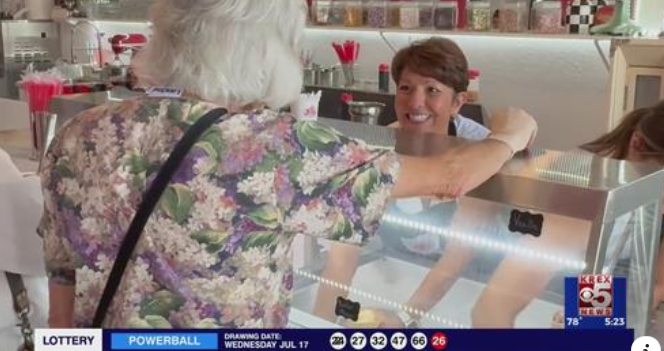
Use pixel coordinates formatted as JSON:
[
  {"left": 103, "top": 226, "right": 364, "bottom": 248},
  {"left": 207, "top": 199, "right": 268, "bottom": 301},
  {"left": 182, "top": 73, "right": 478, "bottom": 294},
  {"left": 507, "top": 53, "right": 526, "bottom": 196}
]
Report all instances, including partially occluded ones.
[
  {"left": 47, "top": 93, "right": 664, "bottom": 336},
  {"left": 288, "top": 119, "right": 664, "bottom": 337}
]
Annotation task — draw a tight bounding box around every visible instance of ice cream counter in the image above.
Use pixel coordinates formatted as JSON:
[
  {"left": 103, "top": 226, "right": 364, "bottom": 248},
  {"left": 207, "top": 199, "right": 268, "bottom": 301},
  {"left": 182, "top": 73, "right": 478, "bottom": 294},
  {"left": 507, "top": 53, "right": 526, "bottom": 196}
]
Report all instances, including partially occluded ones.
[{"left": 45, "top": 90, "right": 664, "bottom": 336}]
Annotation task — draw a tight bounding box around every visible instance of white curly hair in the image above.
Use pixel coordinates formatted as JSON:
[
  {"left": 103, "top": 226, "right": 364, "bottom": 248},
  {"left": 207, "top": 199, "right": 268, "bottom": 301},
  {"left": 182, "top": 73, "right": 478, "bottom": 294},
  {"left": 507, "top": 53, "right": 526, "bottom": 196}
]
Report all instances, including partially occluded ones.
[{"left": 134, "top": 0, "right": 306, "bottom": 109}]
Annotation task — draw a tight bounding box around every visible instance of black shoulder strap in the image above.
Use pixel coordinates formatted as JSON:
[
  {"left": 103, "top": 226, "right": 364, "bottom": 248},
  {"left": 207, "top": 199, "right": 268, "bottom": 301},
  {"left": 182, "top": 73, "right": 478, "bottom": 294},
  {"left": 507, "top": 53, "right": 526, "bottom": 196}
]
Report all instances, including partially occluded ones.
[
  {"left": 92, "top": 107, "right": 228, "bottom": 327},
  {"left": 6, "top": 272, "right": 33, "bottom": 351}
]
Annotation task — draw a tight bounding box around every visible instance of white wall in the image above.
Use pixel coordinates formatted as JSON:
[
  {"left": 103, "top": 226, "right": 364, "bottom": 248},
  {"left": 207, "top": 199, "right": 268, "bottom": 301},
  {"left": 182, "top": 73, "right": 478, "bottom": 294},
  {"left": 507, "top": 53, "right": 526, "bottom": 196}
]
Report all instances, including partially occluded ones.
[
  {"left": 637, "top": 0, "right": 664, "bottom": 35},
  {"left": 303, "top": 29, "right": 613, "bottom": 150},
  {"left": 0, "top": 98, "right": 28, "bottom": 131}
]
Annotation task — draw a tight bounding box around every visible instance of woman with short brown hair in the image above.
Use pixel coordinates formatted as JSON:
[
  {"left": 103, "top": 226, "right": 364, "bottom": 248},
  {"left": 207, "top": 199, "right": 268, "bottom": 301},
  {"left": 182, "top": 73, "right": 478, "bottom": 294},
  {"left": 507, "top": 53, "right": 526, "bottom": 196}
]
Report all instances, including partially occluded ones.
[{"left": 390, "top": 37, "right": 490, "bottom": 139}]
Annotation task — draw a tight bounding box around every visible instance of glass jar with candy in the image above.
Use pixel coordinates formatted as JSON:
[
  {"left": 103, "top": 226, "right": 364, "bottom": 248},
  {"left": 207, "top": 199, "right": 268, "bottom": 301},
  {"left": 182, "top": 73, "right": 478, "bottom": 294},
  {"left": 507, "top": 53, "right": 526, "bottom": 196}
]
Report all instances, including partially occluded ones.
[
  {"left": 343, "top": 0, "right": 364, "bottom": 27},
  {"left": 314, "top": 0, "right": 333, "bottom": 24},
  {"left": 329, "top": 0, "right": 346, "bottom": 25},
  {"left": 496, "top": 0, "right": 530, "bottom": 32},
  {"left": 399, "top": 0, "right": 421, "bottom": 29},
  {"left": 531, "top": 0, "right": 566, "bottom": 34},
  {"left": 434, "top": 0, "right": 458, "bottom": 30},
  {"left": 467, "top": 0, "right": 491, "bottom": 31},
  {"left": 366, "top": 0, "right": 389, "bottom": 28},
  {"left": 419, "top": 0, "right": 435, "bottom": 28},
  {"left": 387, "top": 0, "right": 402, "bottom": 27}
]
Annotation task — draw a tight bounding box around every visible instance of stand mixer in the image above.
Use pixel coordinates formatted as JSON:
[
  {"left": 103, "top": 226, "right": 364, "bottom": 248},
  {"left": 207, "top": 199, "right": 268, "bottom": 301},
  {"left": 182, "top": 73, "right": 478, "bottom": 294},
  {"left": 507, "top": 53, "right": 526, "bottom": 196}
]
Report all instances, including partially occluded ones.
[
  {"left": 105, "top": 33, "right": 147, "bottom": 87},
  {"left": 591, "top": 0, "right": 643, "bottom": 36}
]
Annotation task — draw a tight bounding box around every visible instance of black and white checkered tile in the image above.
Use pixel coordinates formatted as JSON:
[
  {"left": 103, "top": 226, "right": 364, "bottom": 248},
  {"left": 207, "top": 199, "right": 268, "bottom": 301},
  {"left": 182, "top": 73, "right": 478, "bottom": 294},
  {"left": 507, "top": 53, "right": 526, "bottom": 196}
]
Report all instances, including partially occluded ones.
[{"left": 566, "top": 0, "right": 598, "bottom": 34}]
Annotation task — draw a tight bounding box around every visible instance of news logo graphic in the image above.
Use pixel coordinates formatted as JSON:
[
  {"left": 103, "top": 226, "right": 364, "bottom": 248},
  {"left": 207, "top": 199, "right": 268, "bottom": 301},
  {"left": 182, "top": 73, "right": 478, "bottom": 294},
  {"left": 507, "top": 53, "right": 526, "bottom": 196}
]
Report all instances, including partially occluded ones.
[
  {"left": 578, "top": 274, "right": 613, "bottom": 316},
  {"left": 565, "top": 274, "right": 627, "bottom": 329},
  {"left": 35, "top": 329, "right": 102, "bottom": 351}
]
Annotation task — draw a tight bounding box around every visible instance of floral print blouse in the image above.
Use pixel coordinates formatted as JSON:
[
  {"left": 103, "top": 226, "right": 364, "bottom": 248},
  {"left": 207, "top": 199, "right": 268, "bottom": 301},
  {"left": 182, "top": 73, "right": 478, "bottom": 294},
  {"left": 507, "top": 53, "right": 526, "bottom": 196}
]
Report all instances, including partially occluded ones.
[{"left": 39, "top": 97, "right": 399, "bottom": 328}]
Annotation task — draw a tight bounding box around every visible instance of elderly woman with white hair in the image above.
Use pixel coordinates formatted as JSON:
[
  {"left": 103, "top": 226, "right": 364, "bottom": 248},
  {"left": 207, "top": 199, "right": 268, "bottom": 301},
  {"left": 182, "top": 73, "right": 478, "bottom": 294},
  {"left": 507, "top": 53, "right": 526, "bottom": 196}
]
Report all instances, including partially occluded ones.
[{"left": 40, "top": 0, "right": 536, "bottom": 328}]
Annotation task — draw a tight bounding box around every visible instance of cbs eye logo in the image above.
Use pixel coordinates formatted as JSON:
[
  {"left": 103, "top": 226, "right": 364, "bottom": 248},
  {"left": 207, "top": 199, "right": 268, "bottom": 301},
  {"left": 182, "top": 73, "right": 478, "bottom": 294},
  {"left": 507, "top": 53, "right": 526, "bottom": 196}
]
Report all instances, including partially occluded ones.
[{"left": 578, "top": 274, "right": 613, "bottom": 317}]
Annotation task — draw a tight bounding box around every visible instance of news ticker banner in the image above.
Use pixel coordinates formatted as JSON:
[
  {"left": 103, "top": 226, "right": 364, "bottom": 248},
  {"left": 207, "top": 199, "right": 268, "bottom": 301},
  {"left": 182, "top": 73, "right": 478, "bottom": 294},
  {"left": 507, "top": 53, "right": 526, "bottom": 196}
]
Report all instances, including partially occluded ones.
[
  {"left": 35, "top": 328, "right": 634, "bottom": 351},
  {"left": 34, "top": 274, "right": 634, "bottom": 351}
]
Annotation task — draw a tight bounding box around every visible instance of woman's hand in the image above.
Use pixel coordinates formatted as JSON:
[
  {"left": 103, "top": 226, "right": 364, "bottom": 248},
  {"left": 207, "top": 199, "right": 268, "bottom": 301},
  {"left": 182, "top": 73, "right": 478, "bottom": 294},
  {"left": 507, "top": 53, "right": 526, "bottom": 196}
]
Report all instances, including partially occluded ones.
[
  {"left": 343, "top": 308, "right": 406, "bottom": 328},
  {"left": 488, "top": 107, "right": 538, "bottom": 153}
]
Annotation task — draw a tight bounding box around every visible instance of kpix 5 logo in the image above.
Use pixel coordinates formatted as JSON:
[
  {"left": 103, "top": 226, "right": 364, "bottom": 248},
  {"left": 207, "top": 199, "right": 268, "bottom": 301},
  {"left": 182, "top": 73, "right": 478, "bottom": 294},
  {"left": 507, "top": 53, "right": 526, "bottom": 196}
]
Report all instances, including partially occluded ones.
[{"left": 578, "top": 274, "right": 613, "bottom": 317}]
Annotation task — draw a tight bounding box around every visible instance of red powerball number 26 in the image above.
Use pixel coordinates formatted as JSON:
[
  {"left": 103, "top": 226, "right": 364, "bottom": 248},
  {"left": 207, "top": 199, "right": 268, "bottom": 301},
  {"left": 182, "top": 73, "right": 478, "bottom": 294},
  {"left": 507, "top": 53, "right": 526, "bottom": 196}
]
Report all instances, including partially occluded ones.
[{"left": 430, "top": 332, "right": 448, "bottom": 350}]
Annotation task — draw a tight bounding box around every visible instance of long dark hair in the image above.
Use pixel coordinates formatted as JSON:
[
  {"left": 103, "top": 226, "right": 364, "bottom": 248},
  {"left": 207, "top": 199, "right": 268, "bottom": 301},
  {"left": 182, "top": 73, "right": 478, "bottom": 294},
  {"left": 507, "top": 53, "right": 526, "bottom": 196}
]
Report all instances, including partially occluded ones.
[{"left": 581, "top": 101, "right": 664, "bottom": 162}]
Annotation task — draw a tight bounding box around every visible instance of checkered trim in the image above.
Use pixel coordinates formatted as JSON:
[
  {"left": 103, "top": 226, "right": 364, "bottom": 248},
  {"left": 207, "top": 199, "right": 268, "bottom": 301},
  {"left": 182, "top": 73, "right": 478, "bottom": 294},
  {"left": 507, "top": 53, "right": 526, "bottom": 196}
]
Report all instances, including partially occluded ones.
[
  {"left": 568, "top": 15, "right": 594, "bottom": 25},
  {"left": 568, "top": 23, "right": 593, "bottom": 33},
  {"left": 566, "top": 0, "right": 597, "bottom": 34},
  {"left": 570, "top": 5, "right": 595, "bottom": 15}
]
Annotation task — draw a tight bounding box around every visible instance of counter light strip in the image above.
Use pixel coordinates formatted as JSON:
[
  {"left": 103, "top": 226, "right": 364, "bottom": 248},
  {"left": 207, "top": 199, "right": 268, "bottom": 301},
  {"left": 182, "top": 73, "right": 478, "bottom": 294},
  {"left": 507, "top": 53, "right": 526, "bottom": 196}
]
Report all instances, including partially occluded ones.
[
  {"left": 382, "top": 214, "right": 587, "bottom": 271},
  {"left": 294, "top": 269, "right": 468, "bottom": 329},
  {"left": 535, "top": 169, "right": 591, "bottom": 186}
]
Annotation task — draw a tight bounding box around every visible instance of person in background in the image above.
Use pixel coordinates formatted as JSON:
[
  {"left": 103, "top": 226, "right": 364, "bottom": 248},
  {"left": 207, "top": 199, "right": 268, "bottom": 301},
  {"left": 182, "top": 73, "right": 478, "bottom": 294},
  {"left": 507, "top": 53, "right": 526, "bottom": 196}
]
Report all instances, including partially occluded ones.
[
  {"left": 314, "top": 37, "right": 537, "bottom": 324},
  {"left": 581, "top": 101, "right": 664, "bottom": 312},
  {"left": 472, "top": 100, "right": 664, "bottom": 327},
  {"left": 0, "top": 148, "right": 48, "bottom": 349},
  {"left": 39, "top": 0, "right": 535, "bottom": 328}
]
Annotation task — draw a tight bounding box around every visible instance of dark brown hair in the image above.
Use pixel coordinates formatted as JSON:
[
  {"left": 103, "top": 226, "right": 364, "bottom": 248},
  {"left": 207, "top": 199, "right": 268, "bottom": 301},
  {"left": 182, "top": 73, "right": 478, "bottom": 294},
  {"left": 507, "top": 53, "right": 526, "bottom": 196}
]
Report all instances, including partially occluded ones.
[
  {"left": 391, "top": 37, "right": 469, "bottom": 93},
  {"left": 581, "top": 100, "right": 664, "bottom": 162}
]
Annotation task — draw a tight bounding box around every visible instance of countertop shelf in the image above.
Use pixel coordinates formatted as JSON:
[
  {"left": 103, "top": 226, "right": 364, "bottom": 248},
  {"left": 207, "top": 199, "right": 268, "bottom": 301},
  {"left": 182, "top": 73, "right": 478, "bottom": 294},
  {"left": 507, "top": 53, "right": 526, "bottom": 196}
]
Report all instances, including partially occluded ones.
[
  {"left": 15, "top": 19, "right": 662, "bottom": 43},
  {"left": 305, "top": 25, "right": 662, "bottom": 42}
]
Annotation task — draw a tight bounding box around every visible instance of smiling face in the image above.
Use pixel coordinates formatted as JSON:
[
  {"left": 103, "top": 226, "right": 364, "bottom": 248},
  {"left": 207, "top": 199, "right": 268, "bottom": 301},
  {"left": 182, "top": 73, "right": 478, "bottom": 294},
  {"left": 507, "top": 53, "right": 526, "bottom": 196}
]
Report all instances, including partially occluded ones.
[
  {"left": 395, "top": 68, "right": 467, "bottom": 133},
  {"left": 390, "top": 38, "right": 470, "bottom": 134}
]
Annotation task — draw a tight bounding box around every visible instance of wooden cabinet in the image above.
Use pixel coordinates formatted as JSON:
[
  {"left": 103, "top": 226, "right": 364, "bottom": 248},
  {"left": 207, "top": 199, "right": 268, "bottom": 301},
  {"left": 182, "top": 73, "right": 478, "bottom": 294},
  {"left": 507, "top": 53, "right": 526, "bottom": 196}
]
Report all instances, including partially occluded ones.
[
  {"left": 609, "top": 39, "right": 664, "bottom": 128},
  {"left": 625, "top": 67, "right": 664, "bottom": 112}
]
